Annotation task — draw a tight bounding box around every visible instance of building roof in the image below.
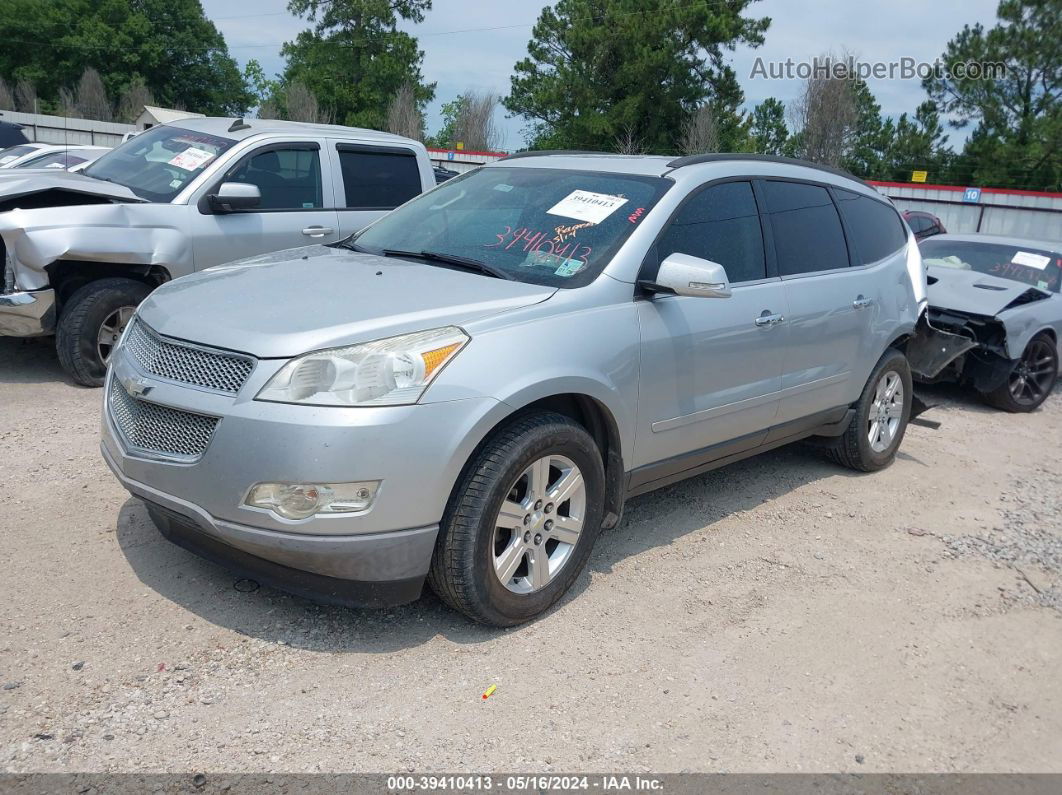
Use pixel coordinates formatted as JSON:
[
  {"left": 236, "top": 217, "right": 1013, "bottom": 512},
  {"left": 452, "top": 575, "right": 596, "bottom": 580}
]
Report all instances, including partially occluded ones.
[{"left": 139, "top": 106, "right": 206, "bottom": 125}]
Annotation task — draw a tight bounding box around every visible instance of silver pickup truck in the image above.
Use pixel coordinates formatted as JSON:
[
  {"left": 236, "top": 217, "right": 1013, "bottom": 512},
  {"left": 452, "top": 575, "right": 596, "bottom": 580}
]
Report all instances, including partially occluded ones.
[{"left": 0, "top": 118, "right": 435, "bottom": 385}]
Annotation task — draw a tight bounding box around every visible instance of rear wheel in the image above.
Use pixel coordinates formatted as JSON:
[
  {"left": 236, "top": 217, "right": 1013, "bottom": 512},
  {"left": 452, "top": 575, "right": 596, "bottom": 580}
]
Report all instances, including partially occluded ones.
[
  {"left": 56, "top": 277, "right": 150, "bottom": 387},
  {"left": 827, "top": 348, "right": 912, "bottom": 472},
  {"left": 428, "top": 411, "right": 605, "bottom": 626},
  {"left": 980, "top": 334, "right": 1058, "bottom": 413}
]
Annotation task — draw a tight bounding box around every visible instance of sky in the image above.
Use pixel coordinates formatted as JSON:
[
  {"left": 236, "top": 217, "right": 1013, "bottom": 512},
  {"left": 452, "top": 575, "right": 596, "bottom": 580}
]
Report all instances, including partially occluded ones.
[{"left": 202, "top": 0, "right": 1000, "bottom": 151}]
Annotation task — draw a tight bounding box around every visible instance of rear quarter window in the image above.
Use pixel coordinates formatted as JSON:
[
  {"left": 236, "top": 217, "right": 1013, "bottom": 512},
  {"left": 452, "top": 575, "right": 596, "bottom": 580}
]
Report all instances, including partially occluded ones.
[
  {"left": 837, "top": 189, "right": 908, "bottom": 264},
  {"left": 338, "top": 147, "right": 422, "bottom": 209}
]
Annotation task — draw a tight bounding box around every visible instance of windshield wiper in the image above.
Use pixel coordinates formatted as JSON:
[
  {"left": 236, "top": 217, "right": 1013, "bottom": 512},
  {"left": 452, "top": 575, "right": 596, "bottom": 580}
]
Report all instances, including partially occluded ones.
[{"left": 379, "top": 249, "right": 513, "bottom": 280}]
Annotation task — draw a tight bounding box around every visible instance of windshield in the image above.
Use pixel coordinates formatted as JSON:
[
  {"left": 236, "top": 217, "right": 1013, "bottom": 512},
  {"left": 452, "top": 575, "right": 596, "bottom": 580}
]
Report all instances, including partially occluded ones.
[
  {"left": 0, "top": 144, "right": 38, "bottom": 166},
  {"left": 16, "top": 151, "right": 87, "bottom": 169},
  {"left": 921, "top": 239, "right": 1061, "bottom": 294},
  {"left": 84, "top": 125, "right": 236, "bottom": 202},
  {"left": 350, "top": 166, "right": 671, "bottom": 287}
]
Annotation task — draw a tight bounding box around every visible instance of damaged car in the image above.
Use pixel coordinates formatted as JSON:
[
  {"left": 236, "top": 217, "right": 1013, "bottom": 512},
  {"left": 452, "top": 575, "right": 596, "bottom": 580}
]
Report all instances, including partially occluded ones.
[
  {"left": 0, "top": 118, "right": 436, "bottom": 386},
  {"left": 908, "top": 233, "right": 1061, "bottom": 412}
]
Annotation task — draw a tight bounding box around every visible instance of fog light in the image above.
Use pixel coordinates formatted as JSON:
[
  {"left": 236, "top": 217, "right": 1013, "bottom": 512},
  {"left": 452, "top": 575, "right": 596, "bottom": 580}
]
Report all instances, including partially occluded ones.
[{"left": 245, "top": 481, "right": 380, "bottom": 520}]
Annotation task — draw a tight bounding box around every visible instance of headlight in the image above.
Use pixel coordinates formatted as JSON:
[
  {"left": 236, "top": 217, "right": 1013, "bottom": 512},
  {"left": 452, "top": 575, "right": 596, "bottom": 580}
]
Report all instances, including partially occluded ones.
[
  {"left": 256, "top": 326, "right": 469, "bottom": 406},
  {"left": 245, "top": 481, "right": 380, "bottom": 520}
]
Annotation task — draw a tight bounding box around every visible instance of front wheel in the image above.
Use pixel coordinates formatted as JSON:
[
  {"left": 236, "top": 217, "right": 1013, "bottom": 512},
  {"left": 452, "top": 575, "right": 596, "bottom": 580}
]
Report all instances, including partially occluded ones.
[
  {"left": 980, "top": 334, "right": 1058, "bottom": 413},
  {"left": 827, "top": 348, "right": 912, "bottom": 472},
  {"left": 428, "top": 411, "right": 605, "bottom": 626},
  {"left": 55, "top": 278, "right": 151, "bottom": 387}
]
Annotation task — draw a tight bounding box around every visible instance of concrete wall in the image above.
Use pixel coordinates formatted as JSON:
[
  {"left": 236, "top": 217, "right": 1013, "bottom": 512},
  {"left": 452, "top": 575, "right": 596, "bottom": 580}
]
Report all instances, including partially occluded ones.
[
  {"left": 871, "top": 181, "right": 1062, "bottom": 242},
  {"left": 0, "top": 110, "right": 134, "bottom": 148}
]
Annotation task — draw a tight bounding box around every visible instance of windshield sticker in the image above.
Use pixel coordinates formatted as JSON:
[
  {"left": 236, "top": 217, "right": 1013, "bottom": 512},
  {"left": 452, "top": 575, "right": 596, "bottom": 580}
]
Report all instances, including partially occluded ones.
[
  {"left": 554, "top": 258, "right": 586, "bottom": 277},
  {"left": 627, "top": 207, "right": 646, "bottom": 223},
  {"left": 547, "top": 190, "right": 628, "bottom": 224},
  {"left": 1039, "top": 280, "right": 1050, "bottom": 290},
  {"left": 1012, "top": 251, "right": 1051, "bottom": 270},
  {"left": 167, "top": 147, "right": 215, "bottom": 171},
  {"left": 493, "top": 183, "right": 514, "bottom": 192},
  {"left": 0, "top": 155, "right": 16, "bottom": 165},
  {"left": 169, "top": 179, "right": 183, "bottom": 188}
]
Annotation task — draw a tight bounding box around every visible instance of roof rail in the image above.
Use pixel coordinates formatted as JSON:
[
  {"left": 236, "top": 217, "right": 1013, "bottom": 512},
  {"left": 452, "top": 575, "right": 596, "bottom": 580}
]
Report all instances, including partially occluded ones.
[
  {"left": 666, "top": 153, "right": 868, "bottom": 187},
  {"left": 498, "top": 149, "right": 608, "bottom": 160}
]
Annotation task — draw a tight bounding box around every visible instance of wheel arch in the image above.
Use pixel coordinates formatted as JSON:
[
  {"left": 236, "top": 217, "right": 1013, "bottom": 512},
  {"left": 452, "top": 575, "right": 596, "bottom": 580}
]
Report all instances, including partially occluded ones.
[{"left": 47, "top": 260, "right": 171, "bottom": 311}]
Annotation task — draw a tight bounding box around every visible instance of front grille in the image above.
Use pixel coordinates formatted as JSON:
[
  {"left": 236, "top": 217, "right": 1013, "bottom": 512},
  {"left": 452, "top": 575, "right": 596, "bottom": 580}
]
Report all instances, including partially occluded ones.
[
  {"left": 124, "top": 319, "right": 254, "bottom": 394},
  {"left": 108, "top": 379, "right": 219, "bottom": 461}
]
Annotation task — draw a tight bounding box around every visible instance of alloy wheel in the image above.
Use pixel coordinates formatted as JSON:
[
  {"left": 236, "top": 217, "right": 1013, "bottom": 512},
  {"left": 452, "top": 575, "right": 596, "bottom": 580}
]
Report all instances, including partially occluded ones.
[
  {"left": 868, "top": 370, "right": 904, "bottom": 453},
  {"left": 97, "top": 306, "right": 135, "bottom": 365},
  {"left": 492, "top": 454, "right": 586, "bottom": 594},
  {"left": 1008, "top": 339, "right": 1056, "bottom": 407}
]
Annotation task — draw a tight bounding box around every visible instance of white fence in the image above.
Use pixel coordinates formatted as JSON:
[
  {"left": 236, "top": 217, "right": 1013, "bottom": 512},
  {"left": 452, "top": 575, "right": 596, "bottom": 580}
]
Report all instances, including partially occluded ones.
[
  {"left": 871, "top": 181, "right": 1062, "bottom": 242},
  {"left": 0, "top": 109, "right": 134, "bottom": 148}
]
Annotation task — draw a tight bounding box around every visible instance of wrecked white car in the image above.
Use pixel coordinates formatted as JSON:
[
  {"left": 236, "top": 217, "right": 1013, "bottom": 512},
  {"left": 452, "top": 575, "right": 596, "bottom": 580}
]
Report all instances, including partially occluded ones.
[
  {"left": 0, "top": 118, "right": 435, "bottom": 385},
  {"left": 908, "top": 233, "right": 1061, "bottom": 412}
]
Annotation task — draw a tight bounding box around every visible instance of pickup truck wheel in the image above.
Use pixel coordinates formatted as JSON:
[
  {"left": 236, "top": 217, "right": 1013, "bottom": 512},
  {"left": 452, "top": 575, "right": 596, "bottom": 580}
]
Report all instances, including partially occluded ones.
[
  {"left": 827, "top": 348, "right": 912, "bottom": 472},
  {"left": 56, "top": 278, "right": 151, "bottom": 387},
  {"left": 428, "top": 411, "right": 605, "bottom": 627},
  {"left": 980, "top": 334, "right": 1058, "bottom": 413}
]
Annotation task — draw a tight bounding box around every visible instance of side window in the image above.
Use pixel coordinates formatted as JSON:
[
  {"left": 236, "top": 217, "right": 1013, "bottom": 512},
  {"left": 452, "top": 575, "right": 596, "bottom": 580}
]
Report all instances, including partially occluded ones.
[
  {"left": 227, "top": 146, "right": 323, "bottom": 210},
  {"left": 761, "top": 180, "right": 849, "bottom": 276},
  {"left": 906, "top": 214, "right": 929, "bottom": 234},
  {"left": 338, "top": 147, "right": 422, "bottom": 209},
  {"left": 836, "top": 189, "right": 908, "bottom": 264},
  {"left": 657, "top": 181, "right": 766, "bottom": 283}
]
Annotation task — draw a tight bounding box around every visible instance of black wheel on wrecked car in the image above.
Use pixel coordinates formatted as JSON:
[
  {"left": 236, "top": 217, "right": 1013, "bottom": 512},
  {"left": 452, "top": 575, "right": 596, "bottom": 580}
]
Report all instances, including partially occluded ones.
[
  {"left": 56, "top": 277, "right": 151, "bottom": 387},
  {"left": 428, "top": 411, "right": 605, "bottom": 627},
  {"left": 827, "top": 348, "right": 912, "bottom": 472},
  {"left": 980, "top": 333, "right": 1059, "bottom": 413}
]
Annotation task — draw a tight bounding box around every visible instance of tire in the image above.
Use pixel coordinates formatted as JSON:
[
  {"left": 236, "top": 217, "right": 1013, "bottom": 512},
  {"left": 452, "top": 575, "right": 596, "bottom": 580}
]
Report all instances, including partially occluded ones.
[
  {"left": 56, "top": 277, "right": 150, "bottom": 387},
  {"left": 979, "top": 333, "right": 1058, "bottom": 413},
  {"left": 827, "top": 348, "right": 912, "bottom": 472},
  {"left": 428, "top": 411, "right": 605, "bottom": 627}
]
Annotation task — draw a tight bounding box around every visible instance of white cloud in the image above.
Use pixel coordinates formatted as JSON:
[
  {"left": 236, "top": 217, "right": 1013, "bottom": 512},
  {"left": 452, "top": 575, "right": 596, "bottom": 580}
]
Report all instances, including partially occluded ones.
[{"left": 203, "top": 0, "right": 1000, "bottom": 150}]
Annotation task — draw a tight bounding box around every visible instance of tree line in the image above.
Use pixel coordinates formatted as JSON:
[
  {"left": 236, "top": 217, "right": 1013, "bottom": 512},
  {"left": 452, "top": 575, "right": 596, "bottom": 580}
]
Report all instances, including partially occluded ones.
[{"left": 0, "top": 0, "right": 1056, "bottom": 190}]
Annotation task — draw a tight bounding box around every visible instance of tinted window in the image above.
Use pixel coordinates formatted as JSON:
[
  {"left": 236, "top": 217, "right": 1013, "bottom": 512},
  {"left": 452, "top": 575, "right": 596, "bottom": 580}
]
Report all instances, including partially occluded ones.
[
  {"left": 0, "top": 144, "right": 37, "bottom": 165},
  {"left": 339, "top": 149, "right": 422, "bottom": 209},
  {"left": 657, "top": 181, "right": 765, "bottom": 283},
  {"left": 762, "top": 181, "right": 849, "bottom": 275},
  {"left": 835, "top": 190, "right": 908, "bottom": 264},
  {"left": 227, "top": 147, "right": 323, "bottom": 210}
]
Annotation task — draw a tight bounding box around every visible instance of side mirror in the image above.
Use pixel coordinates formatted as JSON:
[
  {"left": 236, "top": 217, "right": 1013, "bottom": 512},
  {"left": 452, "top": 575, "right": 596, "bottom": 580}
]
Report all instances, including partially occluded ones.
[
  {"left": 209, "top": 182, "right": 261, "bottom": 213},
  {"left": 642, "top": 253, "right": 732, "bottom": 298}
]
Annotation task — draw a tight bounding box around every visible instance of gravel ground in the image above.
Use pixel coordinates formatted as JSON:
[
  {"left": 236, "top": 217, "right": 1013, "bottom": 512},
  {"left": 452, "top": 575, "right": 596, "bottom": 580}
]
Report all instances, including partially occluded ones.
[{"left": 1, "top": 335, "right": 1060, "bottom": 773}]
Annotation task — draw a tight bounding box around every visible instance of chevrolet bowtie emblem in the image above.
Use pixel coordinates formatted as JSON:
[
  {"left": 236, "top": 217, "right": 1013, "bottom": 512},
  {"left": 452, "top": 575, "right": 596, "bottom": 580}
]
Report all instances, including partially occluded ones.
[{"left": 121, "top": 374, "right": 153, "bottom": 398}]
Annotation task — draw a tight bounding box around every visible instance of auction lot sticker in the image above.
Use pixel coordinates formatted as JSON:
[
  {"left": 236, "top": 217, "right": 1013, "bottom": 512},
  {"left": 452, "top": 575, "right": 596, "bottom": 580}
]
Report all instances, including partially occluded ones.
[
  {"left": 168, "top": 147, "right": 215, "bottom": 171},
  {"left": 547, "top": 190, "right": 628, "bottom": 224}
]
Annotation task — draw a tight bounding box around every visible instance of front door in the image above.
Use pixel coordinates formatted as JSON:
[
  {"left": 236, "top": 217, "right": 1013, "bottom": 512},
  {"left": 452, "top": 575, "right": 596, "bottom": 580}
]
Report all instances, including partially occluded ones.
[
  {"left": 190, "top": 141, "right": 340, "bottom": 270},
  {"left": 633, "top": 180, "right": 787, "bottom": 472}
]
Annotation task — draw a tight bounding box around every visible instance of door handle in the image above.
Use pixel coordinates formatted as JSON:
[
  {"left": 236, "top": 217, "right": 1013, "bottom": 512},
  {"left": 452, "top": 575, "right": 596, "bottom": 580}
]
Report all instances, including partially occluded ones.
[
  {"left": 852, "top": 295, "right": 873, "bottom": 309},
  {"left": 755, "top": 312, "right": 785, "bottom": 327},
  {"left": 302, "top": 226, "right": 335, "bottom": 237}
]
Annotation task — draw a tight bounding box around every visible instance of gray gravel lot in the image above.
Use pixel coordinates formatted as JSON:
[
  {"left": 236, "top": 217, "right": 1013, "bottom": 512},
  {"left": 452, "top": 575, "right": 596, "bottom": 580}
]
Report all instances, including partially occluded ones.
[{"left": 1, "top": 335, "right": 1060, "bottom": 773}]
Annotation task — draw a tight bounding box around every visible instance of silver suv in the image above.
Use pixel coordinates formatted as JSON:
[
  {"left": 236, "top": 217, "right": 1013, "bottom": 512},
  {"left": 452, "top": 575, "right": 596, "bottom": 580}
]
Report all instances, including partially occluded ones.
[{"left": 100, "top": 153, "right": 927, "bottom": 626}]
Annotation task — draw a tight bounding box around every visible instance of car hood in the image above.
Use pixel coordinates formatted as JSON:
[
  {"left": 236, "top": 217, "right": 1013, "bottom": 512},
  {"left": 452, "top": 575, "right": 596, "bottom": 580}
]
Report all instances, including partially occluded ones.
[
  {"left": 139, "top": 245, "right": 558, "bottom": 358},
  {"left": 0, "top": 169, "right": 144, "bottom": 206},
  {"left": 926, "top": 265, "right": 1052, "bottom": 317}
]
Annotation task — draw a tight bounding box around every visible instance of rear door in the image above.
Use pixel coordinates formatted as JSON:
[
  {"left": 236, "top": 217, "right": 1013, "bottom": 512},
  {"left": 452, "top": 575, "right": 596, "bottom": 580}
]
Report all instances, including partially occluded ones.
[
  {"left": 190, "top": 139, "right": 340, "bottom": 269},
  {"left": 330, "top": 142, "right": 426, "bottom": 238},
  {"left": 634, "top": 179, "right": 787, "bottom": 471}
]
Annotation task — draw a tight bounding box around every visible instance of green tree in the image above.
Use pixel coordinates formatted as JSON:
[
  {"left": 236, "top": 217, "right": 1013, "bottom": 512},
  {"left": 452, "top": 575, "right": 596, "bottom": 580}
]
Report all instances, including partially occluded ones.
[
  {"left": 748, "top": 97, "right": 788, "bottom": 155},
  {"left": 425, "top": 96, "right": 466, "bottom": 148},
  {"left": 0, "top": 0, "right": 255, "bottom": 116},
  {"left": 279, "top": 0, "right": 435, "bottom": 130},
  {"left": 924, "top": 0, "right": 1060, "bottom": 190},
  {"left": 504, "top": 0, "right": 770, "bottom": 152},
  {"left": 884, "top": 101, "right": 952, "bottom": 182}
]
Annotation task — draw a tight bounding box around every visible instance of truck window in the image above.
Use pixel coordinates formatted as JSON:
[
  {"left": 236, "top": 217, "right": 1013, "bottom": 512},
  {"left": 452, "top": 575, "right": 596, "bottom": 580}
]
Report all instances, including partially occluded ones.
[
  {"left": 227, "top": 147, "right": 323, "bottom": 210},
  {"left": 338, "top": 147, "right": 421, "bottom": 210}
]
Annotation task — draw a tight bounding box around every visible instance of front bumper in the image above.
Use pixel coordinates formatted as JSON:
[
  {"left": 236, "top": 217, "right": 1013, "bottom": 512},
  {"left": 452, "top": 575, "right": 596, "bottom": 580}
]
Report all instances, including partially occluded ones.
[
  {"left": 0, "top": 288, "right": 56, "bottom": 336},
  {"left": 100, "top": 343, "right": 507, "bottom": 608}
]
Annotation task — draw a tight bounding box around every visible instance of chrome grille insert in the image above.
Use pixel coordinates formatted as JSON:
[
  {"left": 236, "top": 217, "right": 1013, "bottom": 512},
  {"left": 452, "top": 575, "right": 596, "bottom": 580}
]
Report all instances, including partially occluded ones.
[
  {"left": 108, "top": 379, "right": 219, "bottom": 461},
  {"left": 124, "top": 319, "right": 254, "bottom": 394}
]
